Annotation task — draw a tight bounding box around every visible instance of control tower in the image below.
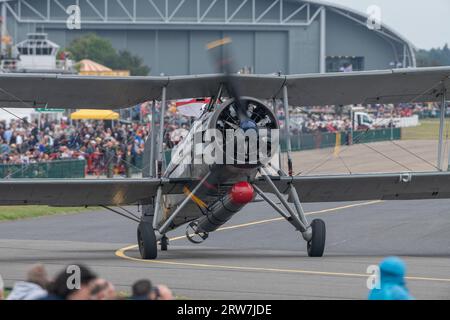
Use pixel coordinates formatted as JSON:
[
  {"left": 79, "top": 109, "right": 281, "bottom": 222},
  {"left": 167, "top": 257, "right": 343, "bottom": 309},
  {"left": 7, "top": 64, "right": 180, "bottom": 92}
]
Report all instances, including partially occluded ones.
[{"left": 12, "top": 33, "right": 74, "bottom": 72}]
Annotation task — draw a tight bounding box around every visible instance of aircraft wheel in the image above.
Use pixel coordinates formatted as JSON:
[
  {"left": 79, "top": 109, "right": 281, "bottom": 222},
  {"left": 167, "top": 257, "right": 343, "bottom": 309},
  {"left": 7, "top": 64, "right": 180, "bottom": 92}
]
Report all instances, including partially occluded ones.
[
  {"left": 160, "top": 235, "right": 169, "bottom": 251},
  {"left": 307, "top": 219, "right": 326, "bottom": 257},
  {"left": 137, "top": 223, "right": 157, "bottom": 260}
]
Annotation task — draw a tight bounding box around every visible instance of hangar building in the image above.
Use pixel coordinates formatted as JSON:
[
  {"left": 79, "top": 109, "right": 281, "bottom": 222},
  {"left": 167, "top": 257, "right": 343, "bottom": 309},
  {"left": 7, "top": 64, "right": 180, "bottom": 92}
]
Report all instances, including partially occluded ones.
[{"left": 0, "top": 0, "right": 416, "bottom": 75}]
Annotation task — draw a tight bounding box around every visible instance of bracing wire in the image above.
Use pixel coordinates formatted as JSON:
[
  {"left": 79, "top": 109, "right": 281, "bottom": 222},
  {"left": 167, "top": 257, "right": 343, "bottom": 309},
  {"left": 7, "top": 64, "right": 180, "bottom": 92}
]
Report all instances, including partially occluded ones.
[{"left": 296, "top": 78, "right": 448, "bottom": 176}]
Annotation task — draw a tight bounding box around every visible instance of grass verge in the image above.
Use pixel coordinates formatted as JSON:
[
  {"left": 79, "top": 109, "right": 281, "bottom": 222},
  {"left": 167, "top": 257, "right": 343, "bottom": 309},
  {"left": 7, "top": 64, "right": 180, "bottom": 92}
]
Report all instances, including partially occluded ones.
[
  {"left": 402, "top": 119, "right": 444, "bottom": 140},
  {"left": 0, "top": 206, "right": 89, "bottom": 221}
]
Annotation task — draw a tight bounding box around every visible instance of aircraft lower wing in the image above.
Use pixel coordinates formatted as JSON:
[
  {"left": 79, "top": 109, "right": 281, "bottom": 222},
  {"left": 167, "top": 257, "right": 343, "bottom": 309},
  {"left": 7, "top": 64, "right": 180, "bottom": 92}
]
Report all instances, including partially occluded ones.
[
  {"left": 3, "top": 172, "right": 450, "bottom": 207},
  {"left": 255, "top": 172, "right": 450, "bottom": 203},
  {"left": 0, "top": 67, "right": 448, "bottom": 109},
  {"left": 0, "top": 179, "right": 189, "bottom": 206}
]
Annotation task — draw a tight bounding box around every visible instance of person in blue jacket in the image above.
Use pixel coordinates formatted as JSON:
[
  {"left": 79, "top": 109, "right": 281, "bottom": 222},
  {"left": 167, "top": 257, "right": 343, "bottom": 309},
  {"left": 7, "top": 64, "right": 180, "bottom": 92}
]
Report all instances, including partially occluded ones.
[{"left": 369, "top": 256, "right": 414, "bottom": 300}]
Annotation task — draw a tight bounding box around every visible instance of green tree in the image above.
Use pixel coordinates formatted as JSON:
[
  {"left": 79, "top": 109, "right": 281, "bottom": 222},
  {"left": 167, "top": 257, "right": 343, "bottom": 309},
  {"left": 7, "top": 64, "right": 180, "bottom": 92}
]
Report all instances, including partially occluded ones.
[
  {"left": 113, "top": 50, "right": 150, "bottom": 76},
  {"left": 67, "top": 33, "right": 117, "bottom": 67},
  {"left": 66, "top": 33, "right": 150, "bottom": 76},
  {"left": 416, "top": 44, "right": 450, "bottom": 67}
]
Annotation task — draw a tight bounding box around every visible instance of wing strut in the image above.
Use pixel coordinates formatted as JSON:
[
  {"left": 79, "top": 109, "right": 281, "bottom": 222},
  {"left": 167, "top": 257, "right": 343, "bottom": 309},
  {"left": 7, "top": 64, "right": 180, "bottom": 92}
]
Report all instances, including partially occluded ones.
[
  {"left": 155, "top": 172, "right": 211, "bottom": 237},
  {"left": 158, "top": 86, "right": 167, "bottom": 176},
  {"left": 437, "top": 86, "right": 448, "bottom": 171},
  {"left": 100, "top": 205, "right": 140, "bottom": 223},
  {"left": 148, "top": 100, "right": 157, "bottom": 177},
  {"left": 282, "top": 85, "right": 294, "bottom": 176}
]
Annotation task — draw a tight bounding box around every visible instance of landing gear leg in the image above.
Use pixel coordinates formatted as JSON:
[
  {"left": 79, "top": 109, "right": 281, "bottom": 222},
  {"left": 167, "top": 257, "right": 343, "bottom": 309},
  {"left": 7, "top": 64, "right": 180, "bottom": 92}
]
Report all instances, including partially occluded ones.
[
  {"left": 256, "top": 168, "right": 327, "bottom": 257},
  {"left": 160, "top": 235, "right": 169, "bottom": 251}
]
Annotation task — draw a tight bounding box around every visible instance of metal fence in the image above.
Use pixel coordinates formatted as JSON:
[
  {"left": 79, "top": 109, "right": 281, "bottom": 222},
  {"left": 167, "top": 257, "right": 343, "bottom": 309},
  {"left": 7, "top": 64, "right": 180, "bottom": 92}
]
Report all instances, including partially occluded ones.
[
  {"left": 159, "top": 128, "right": 401, "bottom": 165},
  {"left": 416, "top": 110, "right": 450, "bottom": 119},
  {"left": 280, "top": 128, "right": 401, "bottom": 152},
  {"left": 0, "top": 160, "right": 86, "bottom": 179},
  {"left": 0, "top": 129, "right": 400, "bottom": 179}
]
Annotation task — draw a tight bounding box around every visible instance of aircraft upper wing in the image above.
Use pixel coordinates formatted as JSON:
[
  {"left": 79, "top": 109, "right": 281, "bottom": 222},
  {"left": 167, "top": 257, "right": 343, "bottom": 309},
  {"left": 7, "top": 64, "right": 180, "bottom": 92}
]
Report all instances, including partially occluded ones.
[
  {"left": 0, "top": 178, "right": 190, "bottom": 206},
  {"left": 0, "top": 67, "right": 448, "bottom": 109},
  {"left": 0, "top": 74, "right": 169, "bottom": 110},
  {"left": 254, "top": 172, "right": 450, "bottom": 203},
  {"left": 283, "top": 67, "right": 450, "bottom": 106}
]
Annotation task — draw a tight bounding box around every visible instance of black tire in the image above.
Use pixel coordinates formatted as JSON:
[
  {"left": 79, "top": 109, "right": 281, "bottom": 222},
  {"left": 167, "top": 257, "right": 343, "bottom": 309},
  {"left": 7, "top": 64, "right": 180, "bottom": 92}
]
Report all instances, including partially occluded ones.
[
  {"left": 160, "top": 236, "right": 169, "bottom": 251},
  {"left": 137, "top": 223, "right": 157, "bottom": 259},
  {"left": 307, "top": 219, "right": 326, "bottom": 257}
]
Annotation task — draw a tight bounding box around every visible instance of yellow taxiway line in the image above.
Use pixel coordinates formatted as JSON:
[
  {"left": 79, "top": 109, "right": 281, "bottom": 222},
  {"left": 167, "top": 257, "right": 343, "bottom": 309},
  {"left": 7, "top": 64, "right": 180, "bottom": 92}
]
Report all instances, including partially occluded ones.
[
  {"left": 114, "top": 200, "right": 450, "bottom": 283},
  {"left": 167, "top": 200, "right": 383, "bottom": 242},
  {"left": 115, "top": 247, "right": 450, "bottom": 283}
]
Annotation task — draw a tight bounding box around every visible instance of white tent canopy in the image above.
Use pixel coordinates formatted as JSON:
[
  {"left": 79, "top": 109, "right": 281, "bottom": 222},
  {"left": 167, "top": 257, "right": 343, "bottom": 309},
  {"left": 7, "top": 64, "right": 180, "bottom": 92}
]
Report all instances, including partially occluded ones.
[{"left": 0, "top": 108, "right": 34, "bottom": 122}]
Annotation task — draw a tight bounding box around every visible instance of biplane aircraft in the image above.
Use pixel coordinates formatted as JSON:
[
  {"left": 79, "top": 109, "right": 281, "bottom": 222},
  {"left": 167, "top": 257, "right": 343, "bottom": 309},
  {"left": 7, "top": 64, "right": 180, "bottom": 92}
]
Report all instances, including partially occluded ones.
[{"left": 0, "top": 39, "right": 449, "bottom": 259}]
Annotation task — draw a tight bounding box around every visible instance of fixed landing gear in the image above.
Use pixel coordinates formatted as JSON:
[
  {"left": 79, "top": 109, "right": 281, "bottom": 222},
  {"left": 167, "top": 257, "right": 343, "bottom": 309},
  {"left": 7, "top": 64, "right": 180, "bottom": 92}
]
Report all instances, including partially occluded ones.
[
  {"left": 137, "top": 222, "right": 169, "bottom": 259},
  {"left": 255, "top": 168, "right": 327, "bottom": 258},
  {"left": 160, "top": 235, "right": 169, "bottom": 251},
  {"left": 137, "top": 222, "right": 157, "bottom": 260},
  {"left": 306, "top": 219, "right": 326, "bottom": 257}
]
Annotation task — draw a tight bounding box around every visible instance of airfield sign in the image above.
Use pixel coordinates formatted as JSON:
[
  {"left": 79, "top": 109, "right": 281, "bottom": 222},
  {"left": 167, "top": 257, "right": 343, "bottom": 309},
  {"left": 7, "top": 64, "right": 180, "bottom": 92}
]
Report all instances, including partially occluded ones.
[{"left": 35, "top": 108, "right": 65, "bottom": 113}]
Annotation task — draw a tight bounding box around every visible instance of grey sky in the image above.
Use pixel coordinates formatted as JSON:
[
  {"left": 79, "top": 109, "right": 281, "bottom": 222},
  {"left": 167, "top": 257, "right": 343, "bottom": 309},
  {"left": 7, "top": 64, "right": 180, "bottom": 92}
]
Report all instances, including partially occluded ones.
[{"left": 324, "top": 0, "right": 450, "bottom": 49}]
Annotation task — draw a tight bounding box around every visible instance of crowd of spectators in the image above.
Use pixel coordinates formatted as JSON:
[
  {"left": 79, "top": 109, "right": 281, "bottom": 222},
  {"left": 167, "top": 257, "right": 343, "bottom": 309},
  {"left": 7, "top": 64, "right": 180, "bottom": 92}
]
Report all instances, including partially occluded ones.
[
  {"left": 0, "top": 264, "right": 173, "bottom": 300},
  {"left": 0, "top": 101, "right": 442, "bottom": 170},
  {"left": 0, "top": 117, "right": 150, "bottom": 175},
  {"left": 282, "top": 102, "right": 430, "bottom": 134}
]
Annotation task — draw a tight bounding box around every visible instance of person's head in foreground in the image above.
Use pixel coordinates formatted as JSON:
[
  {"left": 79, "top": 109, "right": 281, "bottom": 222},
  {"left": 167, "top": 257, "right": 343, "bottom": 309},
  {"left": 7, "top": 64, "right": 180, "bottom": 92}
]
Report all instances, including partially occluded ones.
[
  {"left": 89, "top": 278, "right": 117, "bottom": 300},
  {"left": 368, "top": 256, "right": 414, "bottom": 300},
  {"left": 131, "top": 279, "right": 173, "bottom": 300},
  {"left": 151, "top": 285, "right": 174, "bottom": 300},
  {"left": 44, "top": 264, "right": 98, "bottom": 300},
  {"left": 132, "top": 279, "right": 152, "bottom": 300},
  {"left": 7, "top": 264, "right": 50, "bottom": 300}
]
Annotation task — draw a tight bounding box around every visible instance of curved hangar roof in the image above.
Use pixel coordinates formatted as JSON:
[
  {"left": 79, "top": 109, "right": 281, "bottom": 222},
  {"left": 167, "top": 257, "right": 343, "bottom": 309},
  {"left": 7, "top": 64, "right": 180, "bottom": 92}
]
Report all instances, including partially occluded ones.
[
  {"left": 2, "top": 0, "right": 417, "bottom": 73},
  {"left": 308, "top": 0, "right": 414, "bottom": 44},
  {"left": 308, "top": 0, "right": 415, "bottom": 60}
]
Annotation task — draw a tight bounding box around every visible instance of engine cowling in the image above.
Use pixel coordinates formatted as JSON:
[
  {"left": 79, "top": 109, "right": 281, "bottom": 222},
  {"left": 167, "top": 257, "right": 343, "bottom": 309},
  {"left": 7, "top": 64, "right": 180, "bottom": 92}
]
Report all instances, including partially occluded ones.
[{"left": 208, "top": 97, "right": 279, "bottom": 168}]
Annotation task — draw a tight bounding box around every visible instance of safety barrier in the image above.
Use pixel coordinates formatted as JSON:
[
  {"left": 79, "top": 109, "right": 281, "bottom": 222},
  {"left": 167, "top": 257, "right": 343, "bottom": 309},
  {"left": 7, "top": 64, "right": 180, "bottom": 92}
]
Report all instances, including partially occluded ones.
[
  {"left": 157, "top": 128, "right": 402, "bottom": 165},
  {"left": 280, "top": 128, "right": 401, "bottom": 152},
  {"left": 0, "top": 160, "right": 86, "bottom": 179},
  {"left": 416, "top": 111, "right": 450, "bottom": 119},
  {"left": 351, "top": 128, "right": 401, "bottom": 145}
]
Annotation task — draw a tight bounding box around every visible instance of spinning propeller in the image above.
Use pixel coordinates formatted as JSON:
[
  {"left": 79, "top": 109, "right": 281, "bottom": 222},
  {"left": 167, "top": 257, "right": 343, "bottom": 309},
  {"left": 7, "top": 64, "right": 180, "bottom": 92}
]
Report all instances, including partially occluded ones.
[
  {"left": 207, "top": 38, "right": 279, "bottom": 165},
  {"left": 207, "top": 37, "right": 258, "bottom": 133}
]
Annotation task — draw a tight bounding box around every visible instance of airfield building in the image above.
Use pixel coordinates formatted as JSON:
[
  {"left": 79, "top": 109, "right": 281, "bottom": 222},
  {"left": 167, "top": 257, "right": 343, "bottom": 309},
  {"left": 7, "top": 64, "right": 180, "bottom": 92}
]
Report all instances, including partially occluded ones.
[{"left": 0, "top": 0, "right": 416, "bottom": 75}]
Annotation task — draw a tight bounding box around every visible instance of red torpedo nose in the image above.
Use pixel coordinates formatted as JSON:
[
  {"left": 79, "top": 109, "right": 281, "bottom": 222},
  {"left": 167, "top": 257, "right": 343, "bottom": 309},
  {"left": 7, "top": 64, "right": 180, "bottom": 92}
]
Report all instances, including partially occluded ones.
[{"left": 229, "top": 182, "right": 254, "bottom": 205}]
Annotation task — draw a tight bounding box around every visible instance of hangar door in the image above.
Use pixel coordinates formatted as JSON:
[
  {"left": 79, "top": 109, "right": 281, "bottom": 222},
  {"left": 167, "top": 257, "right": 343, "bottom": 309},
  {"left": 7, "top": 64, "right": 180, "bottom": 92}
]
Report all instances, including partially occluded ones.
[{"left": 158, "top": 30, "right": 288, "bottom": 75}]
